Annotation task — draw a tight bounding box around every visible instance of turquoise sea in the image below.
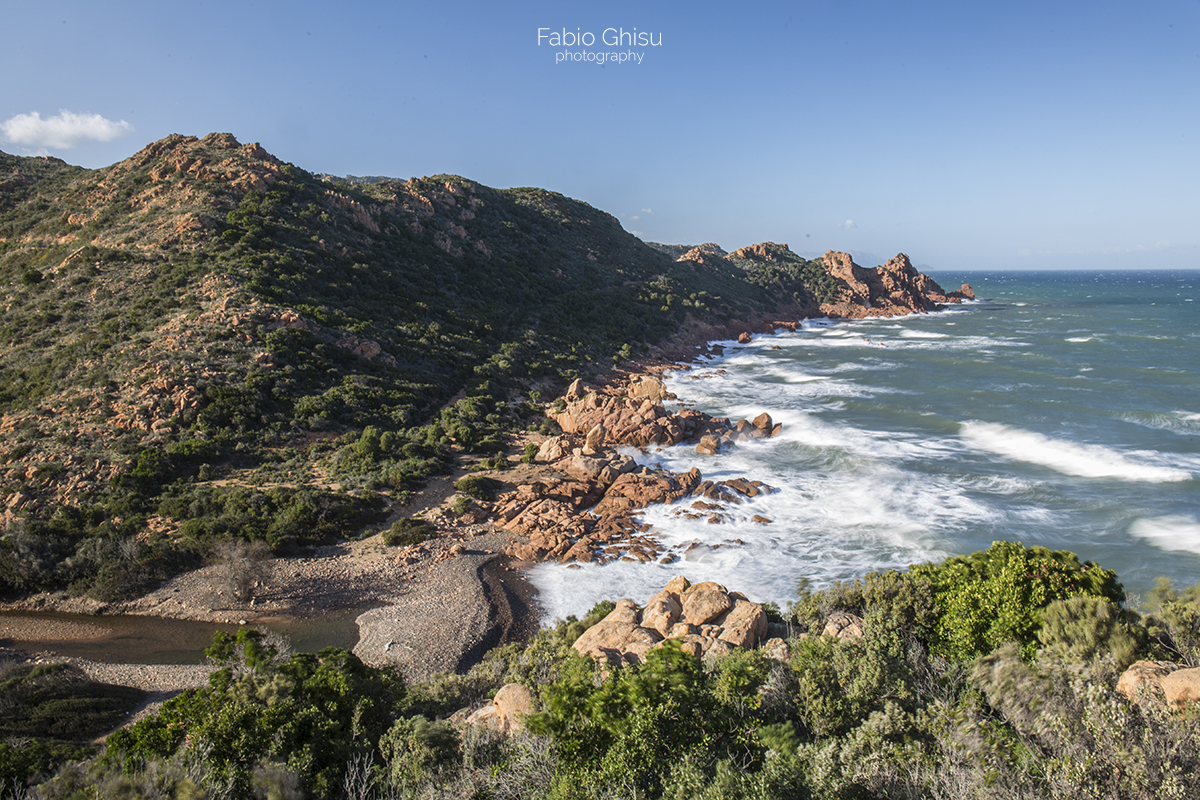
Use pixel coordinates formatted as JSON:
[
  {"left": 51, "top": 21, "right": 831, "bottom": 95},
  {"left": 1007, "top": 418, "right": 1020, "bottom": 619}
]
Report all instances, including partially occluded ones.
[{"left": 530, "top": 270, "right": 1200, "bottom": 621}]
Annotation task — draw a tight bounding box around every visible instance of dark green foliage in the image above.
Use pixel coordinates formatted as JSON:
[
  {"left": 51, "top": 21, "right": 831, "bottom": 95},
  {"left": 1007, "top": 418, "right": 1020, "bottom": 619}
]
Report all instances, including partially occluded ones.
[
  {"left": 1037, "top": 595, "right": 1143, "bottom": 669},
  {"left": 453, "top": 474, "right": 501, "bottom": 501},
  {"left": 968, "top": 642, "right": 1200, "bottom": 798},
  {"left": 0, "top": 662, "right": 144, "bottom": 740},
  {"left": 157, "top": 483, "right": 387, "bottom": 551},
  {"left": 382, "top": 517, "right": 434, "bottom": 547},
  {"left": 379, "top": 715, "right": 461, "bottom": 790},
  {"left": 787, "top": 568, "right": 937, "bottom": 641},
  {"left": 0, "top": 660, "right": 144, "bottom": 786},
  {"left": 912, "top": 540, "right": 1124, "bottom": 661},
  {"left": 726, "top": 243, "right": 842, "bottom": 309},
  {"left": 19, "top": 548, "right": 1200, "bottom": 799},
  {"left": 1143, "top": 578, "right": 1200, "bottom": 666},
  {"left": 527, "top": 642, "right": 786, "bottom": 799},
  {"left": 105, "top": 630, "right": 406, "bottom": 798}
]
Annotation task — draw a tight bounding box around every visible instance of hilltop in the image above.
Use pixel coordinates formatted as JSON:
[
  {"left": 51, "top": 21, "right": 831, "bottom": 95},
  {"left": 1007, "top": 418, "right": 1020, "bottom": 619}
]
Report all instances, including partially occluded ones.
[{"left": 0, "top": 133, "right": 962, "bottom": 601}]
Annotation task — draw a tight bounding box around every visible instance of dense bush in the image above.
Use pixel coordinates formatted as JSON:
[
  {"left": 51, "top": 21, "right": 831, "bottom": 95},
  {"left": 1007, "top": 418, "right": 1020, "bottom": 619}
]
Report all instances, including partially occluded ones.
[
  {"left": 453, "top": 474, "right": 502, "bottom": 501},
  {"left": 11, "top": 549, "right": 1200, "bottom": 799},
  {"left": 382, "top": 518, "right": 434, "bottom": 547},
  {"left": 912, "top": 540, "right": 1124, "bottom": 661},
  {"left": 105, "top": 630, "right": 406, "bottom": 798}
]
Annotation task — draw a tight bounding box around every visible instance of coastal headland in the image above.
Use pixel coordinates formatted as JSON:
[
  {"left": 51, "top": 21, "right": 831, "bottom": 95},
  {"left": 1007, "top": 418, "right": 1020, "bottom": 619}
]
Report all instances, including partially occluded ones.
[
  {"left": 0, "top": 133, "right": 970, "bottom": 701},
  {"left": 2, "top": 281, "right": 965, "bottom": 694}
]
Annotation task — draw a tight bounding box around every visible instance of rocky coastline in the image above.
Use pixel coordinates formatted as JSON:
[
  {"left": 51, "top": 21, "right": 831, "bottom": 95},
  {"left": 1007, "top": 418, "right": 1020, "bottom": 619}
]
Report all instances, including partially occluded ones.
[{"left": 0, "top": 250, "right": 967, "bottom": 706}]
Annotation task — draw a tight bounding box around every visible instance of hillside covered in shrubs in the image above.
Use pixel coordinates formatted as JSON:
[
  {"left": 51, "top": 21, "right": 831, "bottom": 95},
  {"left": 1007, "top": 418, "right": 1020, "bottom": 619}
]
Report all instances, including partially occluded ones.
[
  {"left": 0, "top": 134, "right": 862, "bottom": 601},
  {"left": 3, "top": 541, "right": 1199, "bottom": 799}
]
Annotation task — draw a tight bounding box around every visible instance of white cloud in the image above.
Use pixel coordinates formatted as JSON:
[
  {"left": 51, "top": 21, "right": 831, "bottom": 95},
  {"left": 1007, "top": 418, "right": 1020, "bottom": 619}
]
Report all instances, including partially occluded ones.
[
  {"left": 640, "top": 208, "right": 654, "bottom": 215},
  {"left": 837, "top": 219, "right": 856, "bottom": 229},
  {"left": 1, "top": 110, "right": 134, "bottom": 150}
]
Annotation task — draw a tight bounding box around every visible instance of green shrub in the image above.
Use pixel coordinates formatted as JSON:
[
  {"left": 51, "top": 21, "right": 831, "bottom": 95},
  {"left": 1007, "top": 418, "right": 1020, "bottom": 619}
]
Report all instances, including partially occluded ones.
[
  {"left": 1037, "top": 595, "right": 1143, "bottom": 669},
  {"left": 454, "top": 474, "right": 502, "bottom": 501},
  {"left": 787, "top": 569, "right": 936, "bottom": 641},
  {"left": 382, "top": 518, "right": 434, "bottom": 547},
  {"left": 379, "top": 715, "right": 460, "bottom": 792},
  {"left": 1144, "top": 578, "right": 1200, "bottom": 666},
  {"left": 105, "top": 632, "right": 405, "bottom": 799},
  {"left": 912, "top": 540, "right": 1123, "bottom": 661}
]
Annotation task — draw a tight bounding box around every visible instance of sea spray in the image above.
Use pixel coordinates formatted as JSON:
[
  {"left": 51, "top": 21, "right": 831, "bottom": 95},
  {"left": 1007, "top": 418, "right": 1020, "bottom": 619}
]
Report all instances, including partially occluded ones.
[{"left": 529, "top": 271, "right": 1200, "bottom": 622}]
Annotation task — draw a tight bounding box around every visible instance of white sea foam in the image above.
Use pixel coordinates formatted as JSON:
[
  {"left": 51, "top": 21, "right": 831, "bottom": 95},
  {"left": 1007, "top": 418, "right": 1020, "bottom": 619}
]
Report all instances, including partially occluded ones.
[
  {"left": 532, "top": 407, "right": 987, "bottom": 621},
  {"left": 1066, "top": 337, "right": 1094, "bottom": 343},
  {"left": 529, "top": 454, "right": 963, "bottom": 621},
  {"left": 960, "top": 422, "right": 1193, "bottom": 482},
  {"left": 530, "top": 291, "right": 1199, "bottom": 620},
  {"left": 1130, "top": 515, "right": 1200, "bottom": 554}
]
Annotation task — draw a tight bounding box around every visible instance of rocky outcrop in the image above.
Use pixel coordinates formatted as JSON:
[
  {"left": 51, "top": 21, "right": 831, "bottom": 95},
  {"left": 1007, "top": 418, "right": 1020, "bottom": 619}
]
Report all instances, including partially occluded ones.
[
  {"left": 572, "top": 577, "right": 769, "bottom": 665},
  {"left": 819, "top": 251, "right": 964, "bottom": 319},
  {"left": 1117, "top": 660, "right": 1200, "bottom": 711},
  {"left": 465, "top": 682, "right": 534, "bottom": 734},
  {"left": 492, "top": 379, "right": 781, "bottom": 565},
  {"left": 495, "top": 458, "right": 773, "bottom": 565},
  {"left": 547, "top": 381, "right": 782, "bottom": 454}
]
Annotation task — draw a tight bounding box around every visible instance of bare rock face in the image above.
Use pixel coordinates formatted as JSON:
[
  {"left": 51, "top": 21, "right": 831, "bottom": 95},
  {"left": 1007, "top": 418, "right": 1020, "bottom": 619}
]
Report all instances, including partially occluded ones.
[
  {"left": 641, "top": 589, "right": 683, "bottom": 637},
  {"left": 822, "top": 612, "right": 865, "bottom": 641},
  {"left": 572, "top": 577, "right": 771, "bottom": 665},
  {"left": 583, "top": 423, "right": 606, "bottom": 454},
  {"left": 818, "top": 251, "right": 960, "bottom": 319},
  {"left": 497, "top": 383, "right": 778, "bottom": 566},
  {"left": 716, "top": 599, "right": 769, "bottom": 647},
  {"left": 1116, "top": 660, "right": 1187, "bottom": 706},
  {"left": 466, "top": 682, "right": 534, "bottom": 734},
  {"left": 536, "top": 436, "right": 568, "bottom": 462},
  {"left": 628, "top": 375, "right": 670, "bottom": 401},
  {"left": 1160, "top": 667, "right": 1200, "bottom": 710},
  {"left": 681, "top": 581, "right": 734, "bottom": 626},
  {"left": 573, "top": 599, "right": 663, "bottom": 666}
]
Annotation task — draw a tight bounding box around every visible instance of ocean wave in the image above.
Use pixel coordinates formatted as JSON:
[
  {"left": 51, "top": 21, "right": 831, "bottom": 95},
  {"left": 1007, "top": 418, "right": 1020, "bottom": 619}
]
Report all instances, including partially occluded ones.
[
  {"left": 1065, "top": 336, "right": 1094, "bottom": 343},
  {"left": 528, "top": 457, "right": 963, "bottom": 621},
  {"left": 1119, "top": 410, "right": 1200, "bottom": 436},
  {"left": 960, "top": 421, "right": 1193, "bottom": 482},
  {"left": 1129, "top": 515, "right": 1200, "bottom": 554}
]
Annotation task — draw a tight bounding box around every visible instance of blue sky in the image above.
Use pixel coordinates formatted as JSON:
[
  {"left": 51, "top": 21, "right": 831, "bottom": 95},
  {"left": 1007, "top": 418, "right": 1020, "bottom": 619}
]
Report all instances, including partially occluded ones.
[{"left": 4, "top": 0, "right": 1198, "bottom": 270}]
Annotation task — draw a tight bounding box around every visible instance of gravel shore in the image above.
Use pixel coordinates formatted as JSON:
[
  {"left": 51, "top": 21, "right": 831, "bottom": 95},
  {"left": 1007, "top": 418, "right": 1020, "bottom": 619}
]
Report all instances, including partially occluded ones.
[{"left": 1, "top": 515, "right": 540, "bottom": 696}]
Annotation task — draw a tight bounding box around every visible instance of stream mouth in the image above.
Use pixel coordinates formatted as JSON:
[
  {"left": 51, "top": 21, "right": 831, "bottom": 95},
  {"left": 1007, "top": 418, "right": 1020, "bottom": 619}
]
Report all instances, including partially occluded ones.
[{"left": 0, "top": 604, "right": 383, "bottom": 665}]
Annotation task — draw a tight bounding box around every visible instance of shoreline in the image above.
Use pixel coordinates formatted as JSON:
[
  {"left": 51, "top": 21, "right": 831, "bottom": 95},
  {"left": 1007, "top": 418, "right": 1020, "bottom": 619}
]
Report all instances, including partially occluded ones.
[{"left": 0, "top": 302, "right": 958, "bottom": 700}]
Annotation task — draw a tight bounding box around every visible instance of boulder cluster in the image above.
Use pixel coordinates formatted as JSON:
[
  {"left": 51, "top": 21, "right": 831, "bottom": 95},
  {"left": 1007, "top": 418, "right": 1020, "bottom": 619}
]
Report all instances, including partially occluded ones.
[
  {"left": 547, "top": 377, "right": 783, "bottom": 454},
  {"left": 572, "top": 576, "right": 774, "bottom": 665},
  {"left": 494, "top": 377, "right": 778, "bottom": 565},
  {"left": 1117, "top": 660, "right": 1200, "bottom": 711}
]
